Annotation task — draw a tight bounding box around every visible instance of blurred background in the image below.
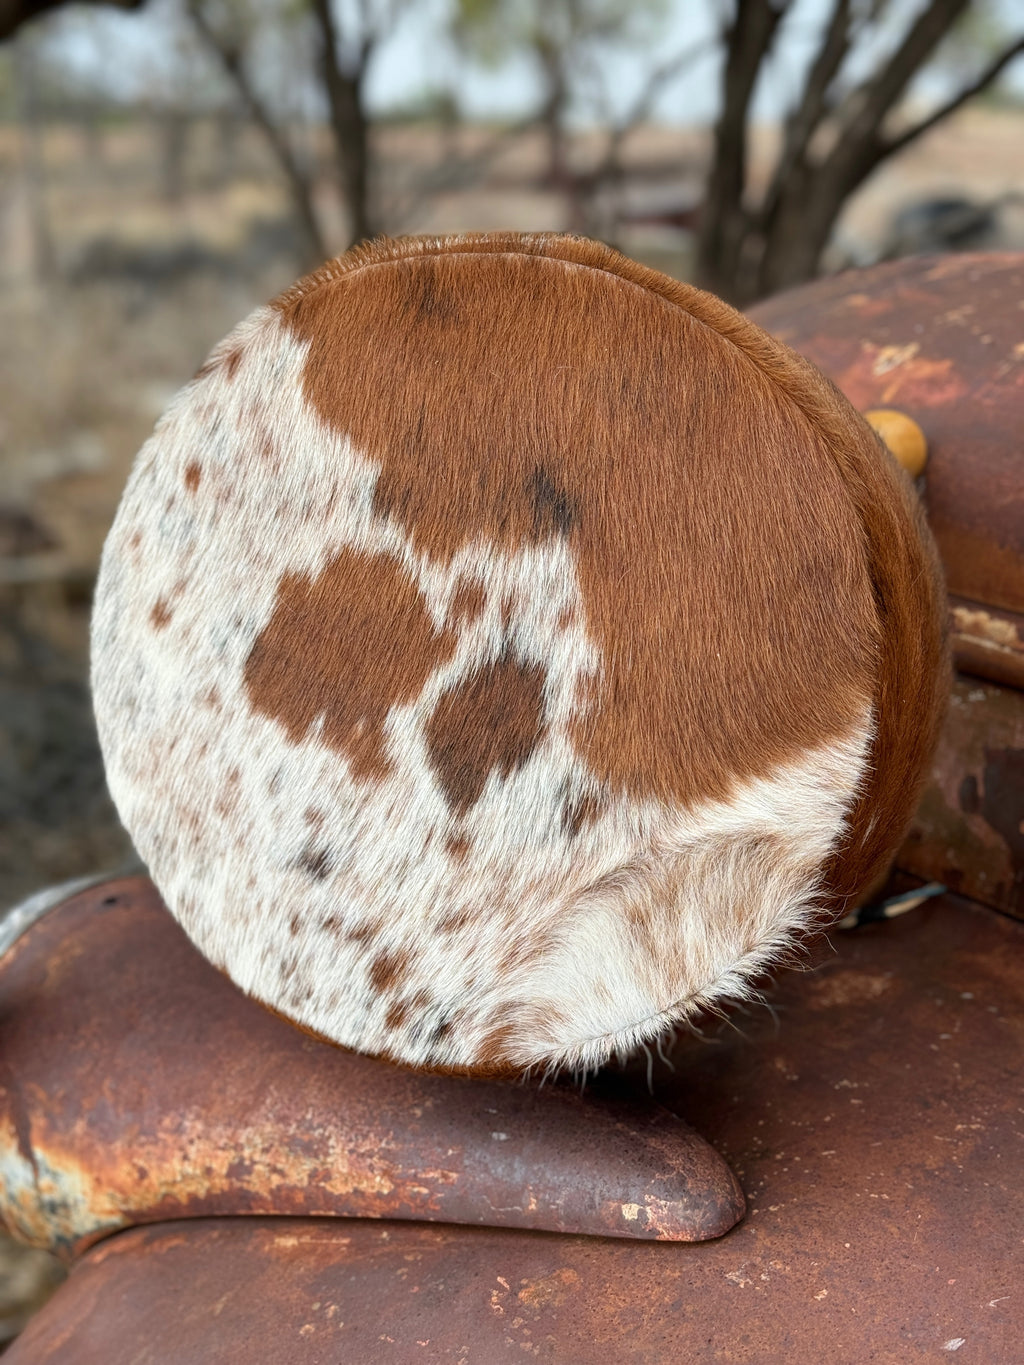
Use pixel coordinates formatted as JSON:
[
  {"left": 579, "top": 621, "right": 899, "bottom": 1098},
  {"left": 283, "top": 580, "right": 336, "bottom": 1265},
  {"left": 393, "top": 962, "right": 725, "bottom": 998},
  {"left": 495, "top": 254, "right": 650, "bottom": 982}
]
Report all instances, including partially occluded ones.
[{"left": 0, "top": 0, "right": 1022, "bottom": 1348}]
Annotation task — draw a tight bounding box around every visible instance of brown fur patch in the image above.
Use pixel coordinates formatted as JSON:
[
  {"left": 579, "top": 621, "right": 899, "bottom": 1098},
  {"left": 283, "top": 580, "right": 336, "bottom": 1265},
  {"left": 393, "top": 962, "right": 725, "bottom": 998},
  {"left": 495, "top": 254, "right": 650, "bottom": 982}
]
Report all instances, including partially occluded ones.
[
  {"left": 296, "top": 843, "right": 332, "bottom": 881},
  {"left": 449, "top": 579, "right": 487, "bottom": 625},
  {"left": 369, "top": 948, "right": 410, "bottom": 994},
  {"left": 424, "top": 653, "right": 547, "bottom": 814},
  {"left": 562, "top": 791, "right": 602, "bottom": 839},
  {"left": 272, "top": 233, "right": 947, "bottom": 909},
  {"left": 150, "top": 598, "right": 173, "bottom": 630},
  {"left": 437, "top": 907, "right": 474, "bottom": 935},
  {"left": 274, "top": 238, "right": 877, "bottom": 818},
  {"left": 183, "top": 461, "right": 202, "bottom": 493},
  {"left": 244, "top": 545, "right": 459, "bottom": 782},
  {"left": 445, "top": 833, "right": 471, "bottom": 861}
]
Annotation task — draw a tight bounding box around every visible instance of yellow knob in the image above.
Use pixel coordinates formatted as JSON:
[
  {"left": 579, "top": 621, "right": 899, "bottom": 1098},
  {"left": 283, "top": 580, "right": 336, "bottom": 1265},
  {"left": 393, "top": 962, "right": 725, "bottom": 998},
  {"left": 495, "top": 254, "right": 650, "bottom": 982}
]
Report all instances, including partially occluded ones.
[{"left": 864, "top": 408, "right": 928, "bottom": 478}]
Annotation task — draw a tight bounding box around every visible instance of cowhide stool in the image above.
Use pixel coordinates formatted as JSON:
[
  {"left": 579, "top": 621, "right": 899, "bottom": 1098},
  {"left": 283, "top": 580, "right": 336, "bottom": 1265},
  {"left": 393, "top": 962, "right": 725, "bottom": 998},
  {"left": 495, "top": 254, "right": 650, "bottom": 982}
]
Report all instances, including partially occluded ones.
[{"left": 89, "top": 232, "right": 947, "bottom": 1076}]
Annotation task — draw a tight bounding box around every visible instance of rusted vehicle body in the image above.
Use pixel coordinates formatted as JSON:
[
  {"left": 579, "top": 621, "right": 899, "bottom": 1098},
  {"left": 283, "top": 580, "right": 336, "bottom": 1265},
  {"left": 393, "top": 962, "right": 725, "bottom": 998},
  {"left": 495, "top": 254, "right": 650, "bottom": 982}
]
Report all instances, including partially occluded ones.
[{"left": 1, "top": 253, "right": 1021, "bottom": 1362}]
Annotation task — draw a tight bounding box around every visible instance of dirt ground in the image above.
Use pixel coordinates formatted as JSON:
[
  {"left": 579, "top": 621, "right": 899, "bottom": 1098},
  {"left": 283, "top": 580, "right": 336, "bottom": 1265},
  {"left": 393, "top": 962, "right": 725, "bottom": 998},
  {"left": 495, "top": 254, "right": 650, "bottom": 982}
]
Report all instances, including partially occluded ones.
[{"left": 0, "top": 104, "right": 1022, "bottom": 1345}]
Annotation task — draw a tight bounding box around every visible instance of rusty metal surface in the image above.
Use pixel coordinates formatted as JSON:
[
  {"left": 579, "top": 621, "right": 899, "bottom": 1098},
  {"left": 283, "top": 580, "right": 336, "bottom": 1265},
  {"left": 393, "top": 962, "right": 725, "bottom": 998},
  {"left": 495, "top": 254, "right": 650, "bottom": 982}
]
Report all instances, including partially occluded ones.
[
  {"left": 749, "top": 254, "right": 1024, "bottom": 633},
  {"left": 949, "top": 595, "right": 1024, "bottom": 692},
  {"left": 0, "top": 877, "right": 743, "bottom": 1256},
  {"left": 897, "top": 674, "right": 1024, "bottom": 920},
  {"left": 9, "top": 889, "right": 1022, "bottom": 1364}
]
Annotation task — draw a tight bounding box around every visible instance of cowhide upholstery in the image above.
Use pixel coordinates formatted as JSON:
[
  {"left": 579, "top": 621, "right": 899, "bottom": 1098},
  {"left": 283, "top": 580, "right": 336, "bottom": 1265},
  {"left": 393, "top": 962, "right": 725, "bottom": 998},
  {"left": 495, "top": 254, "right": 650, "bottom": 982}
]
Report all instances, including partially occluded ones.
[{"left": 92, "top": 233, "right": 949, "bottom": 1075}]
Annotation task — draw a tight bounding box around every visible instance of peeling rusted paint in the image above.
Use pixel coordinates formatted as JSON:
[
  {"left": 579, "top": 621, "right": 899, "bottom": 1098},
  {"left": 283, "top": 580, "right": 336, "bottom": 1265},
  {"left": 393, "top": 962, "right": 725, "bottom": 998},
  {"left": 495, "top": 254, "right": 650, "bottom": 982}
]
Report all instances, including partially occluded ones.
[
  {"left": 897, "top": 675, "right": 1024, "bottom": 919},
  {"left": 0, "top": 878, "right": 744, "bottom": 1258},
  {"left": 949, "top": 595, "right": 1024, "bottom": 690},
  {"left": 750, "top": 254, "right": 1024, "bottom": 629},
  {"left": 8, "top": 890, "right": 1023, "bottom": 1364}
]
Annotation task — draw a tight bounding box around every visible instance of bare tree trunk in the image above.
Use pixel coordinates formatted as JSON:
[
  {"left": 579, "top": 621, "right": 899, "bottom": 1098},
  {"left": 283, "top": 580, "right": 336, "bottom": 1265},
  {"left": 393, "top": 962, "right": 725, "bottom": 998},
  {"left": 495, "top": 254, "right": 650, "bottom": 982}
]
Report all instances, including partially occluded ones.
[
  {"left": 695, "top": 0, "right": 1023, "bottom": 306},
  {"left": 15, "top": 40, "right": 56, "bottom": 284},
  {"left": 159, "top": 109, "right": 189, "bottom": 205},
  {"left": 310, "top": 0, "right": 375, "bottom": 246},
  {"left": 695, "top": 0, "right": 784, "bottom": 302},
  {"left": 188, "top": 0, "right": 327, "bottom": 270}
]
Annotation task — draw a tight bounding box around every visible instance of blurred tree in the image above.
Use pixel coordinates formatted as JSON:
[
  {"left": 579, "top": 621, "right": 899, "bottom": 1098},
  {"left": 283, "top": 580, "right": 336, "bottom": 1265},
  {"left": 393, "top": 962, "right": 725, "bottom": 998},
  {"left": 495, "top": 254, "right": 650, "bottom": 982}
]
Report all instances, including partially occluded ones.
[
  {"left": 187, "top": 0, "right": 410, "bottom": 257},
  {"left": 13, "top": 32, "right": 56, "bottom": 281},
  {"left": 186, "top": 0, "right": 328, "bottom": 265},
  {"left": 453, "top": 0, "right": 692, "bottom": 231},
  {"left": 454, "top": 0, "right": 1022, "bottom": 300},
  {"left": 0, "top": 0, "right": 141, "bottom": 42},
  {"left": 696, "top": 0, "right": 1024, "bottom": 302}
]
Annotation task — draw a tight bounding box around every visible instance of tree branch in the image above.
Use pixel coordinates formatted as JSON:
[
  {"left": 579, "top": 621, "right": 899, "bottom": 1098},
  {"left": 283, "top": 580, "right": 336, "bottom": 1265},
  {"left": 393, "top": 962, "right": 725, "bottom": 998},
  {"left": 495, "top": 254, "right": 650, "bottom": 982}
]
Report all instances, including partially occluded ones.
[
  {"left": 835, "top": 0, "right": 970, "bottom": 151},
  {"left": 881, "top": 34, "right": 1024, "bottom": 160},
  {"left": 0, "top": 0, "right": 142, "bottom": 42},
  {"left": 759, "top": 0, "right": 851, "bottom": 226},
  {"left": 310, "top": 0, "right": 376, "bottom": 243},
  {"left": 696, "top": 0, "right": 789, "bottom": 293},
  {"left": 187, "top": 0, "right": 326, "bottom": 267}
]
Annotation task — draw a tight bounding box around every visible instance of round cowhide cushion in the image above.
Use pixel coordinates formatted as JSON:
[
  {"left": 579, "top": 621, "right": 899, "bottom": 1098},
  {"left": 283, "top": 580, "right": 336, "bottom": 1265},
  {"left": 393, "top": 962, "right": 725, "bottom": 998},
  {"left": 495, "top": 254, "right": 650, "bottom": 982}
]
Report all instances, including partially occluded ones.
[{"left": 92, "top": 233, "right": 948, "bottom": 1074}]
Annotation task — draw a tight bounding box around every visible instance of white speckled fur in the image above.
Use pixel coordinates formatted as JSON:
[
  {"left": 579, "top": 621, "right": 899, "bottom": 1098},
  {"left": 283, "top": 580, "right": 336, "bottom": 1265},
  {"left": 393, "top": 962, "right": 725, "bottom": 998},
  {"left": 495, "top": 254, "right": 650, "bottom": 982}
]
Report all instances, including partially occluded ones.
[{"left": 93, "top": 306, "right": 874, "bottom": 1072}]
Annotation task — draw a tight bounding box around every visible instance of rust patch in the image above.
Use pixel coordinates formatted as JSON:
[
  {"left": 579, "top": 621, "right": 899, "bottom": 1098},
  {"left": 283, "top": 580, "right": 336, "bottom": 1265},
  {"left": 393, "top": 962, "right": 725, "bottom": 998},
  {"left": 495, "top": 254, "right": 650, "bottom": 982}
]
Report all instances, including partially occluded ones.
[
  {"left": 244, "top": 546, "right": 458, "bottom": 781},
  {"left": 517, "top": 1267, "right": 581, "bottom": 1310},
  {"left": 805, "top": 969, "right": 895, "bottom": 1009},
  {"left": 445, "top": 834, "right": 471, "bottom": 861},
  {"left": 150, "top": 599, "right": 173, "bottom": 630},
  {"left": 183, "top": 462, "right": 202, "bottom": 494},
  {"left": 424, "top": 653, "right": 547, "bottom": 814}
]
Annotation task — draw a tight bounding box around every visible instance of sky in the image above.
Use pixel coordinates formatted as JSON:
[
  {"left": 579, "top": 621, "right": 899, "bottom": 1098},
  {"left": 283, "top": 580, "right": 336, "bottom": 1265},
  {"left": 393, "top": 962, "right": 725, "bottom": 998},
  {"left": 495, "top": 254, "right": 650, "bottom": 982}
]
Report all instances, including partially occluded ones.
[{"left": 30, "top": 0, "right": 1024, "bottom": 125}]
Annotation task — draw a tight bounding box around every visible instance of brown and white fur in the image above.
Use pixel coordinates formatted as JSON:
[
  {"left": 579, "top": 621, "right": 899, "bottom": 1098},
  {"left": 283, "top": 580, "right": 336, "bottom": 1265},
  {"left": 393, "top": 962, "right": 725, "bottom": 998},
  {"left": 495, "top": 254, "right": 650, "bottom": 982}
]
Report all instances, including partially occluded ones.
[{"left": 92, "top": 233, "right": 949, "bottom": 1076}]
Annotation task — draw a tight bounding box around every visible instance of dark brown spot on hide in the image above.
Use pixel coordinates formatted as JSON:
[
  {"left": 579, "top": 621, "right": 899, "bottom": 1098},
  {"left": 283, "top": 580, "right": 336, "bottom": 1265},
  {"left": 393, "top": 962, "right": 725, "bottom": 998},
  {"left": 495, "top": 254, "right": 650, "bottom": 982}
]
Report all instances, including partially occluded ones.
[
  {"left": 347, "top": 920, "right": 381, "bottom": 946},
  {"left": 244, "top": 546, "right": 458, "bottom": 781},
  {"left": 475, "top": 1017, "right": 518, "bottom": 1073},
  {"left": 445, "top": 833, "right": 471, "bottom": 861},
  {"left": 369, "top": 948, "right": 410, "bottom": 994},
  {"left": 150, "top": 598, "right": 173, "bottom": 630},
  {"left": 438, "top": 907, "right": 473, "bottom": 935},
  {"left": 430, "top": 1015, "right": 456, "bottom": 1043},
  {"left": 184, "top": 461, "right": 202, "bottom": 493},
  {"left": 296, "top": 843, "right": 332, "bottom": 881},
  {"left": 529, "top": 466, "right": 576, "bottom": 536},
  {"left": 386, "top": 1000, "right": 410, "bottom": 1031},
  {"left": 425, "top": 654, "right": 547, "bottom": 813},
  {"left": 225, "top": 346, "right": 244, "bottom": 379},
  {"left": 449, "top": 579, "right": 487, "bottom": 626},
  {"left": 562, "top": 790, "right": 602, "bottom": 839}
]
